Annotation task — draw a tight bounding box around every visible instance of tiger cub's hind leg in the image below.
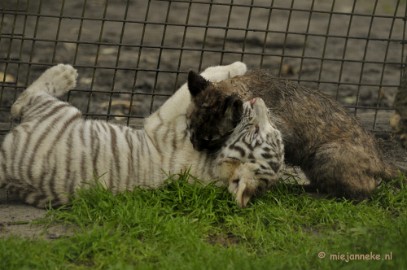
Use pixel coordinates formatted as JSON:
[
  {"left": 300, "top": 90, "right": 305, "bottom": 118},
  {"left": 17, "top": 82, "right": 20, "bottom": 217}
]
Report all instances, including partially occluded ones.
[
  {"left": 11, "top": 64, "right": 78, "bottom": 118},
  {"left": 6, "top": 185, "right": 66, "bottom": 208}
]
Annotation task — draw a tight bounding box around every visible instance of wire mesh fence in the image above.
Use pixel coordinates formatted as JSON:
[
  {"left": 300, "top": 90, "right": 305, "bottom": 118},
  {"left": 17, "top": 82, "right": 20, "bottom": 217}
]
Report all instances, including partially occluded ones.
[{"left": 0, "top": 0, "right": 406, "bottom": 137}]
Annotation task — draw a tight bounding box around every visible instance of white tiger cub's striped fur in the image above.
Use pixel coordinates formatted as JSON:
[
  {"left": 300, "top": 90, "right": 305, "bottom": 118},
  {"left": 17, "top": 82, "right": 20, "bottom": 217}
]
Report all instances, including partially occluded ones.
[
  {"left": 215, "top": 97, "right": 284, "bottom": 207},
  {"left": 0, "top": 63, "right": 283, "bottom": 208}
]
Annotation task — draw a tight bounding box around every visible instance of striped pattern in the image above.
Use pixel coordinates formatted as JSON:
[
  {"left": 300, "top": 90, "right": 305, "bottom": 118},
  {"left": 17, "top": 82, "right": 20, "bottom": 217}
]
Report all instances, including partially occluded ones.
[
  {"left": 0, "top": 63, "right": 283, "bottom": 208},
  {"left": 218, "top": 98, "right": 284, "bottom": 203},
  {"left": 1, "top": 91, "right": 165, "bottom": 207}
]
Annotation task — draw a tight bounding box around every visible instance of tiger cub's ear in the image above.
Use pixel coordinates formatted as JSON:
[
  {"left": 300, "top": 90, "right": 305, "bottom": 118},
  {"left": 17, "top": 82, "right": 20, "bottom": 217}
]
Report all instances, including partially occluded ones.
[
  {"left": 216, "top": 158, "right": 257, "bottom": 208},
  {"left": 216, "top": 157, "right": 242, "bottom": 181},
  {"left": 188, "top": 71, "right": 210, "bottom": 97}
]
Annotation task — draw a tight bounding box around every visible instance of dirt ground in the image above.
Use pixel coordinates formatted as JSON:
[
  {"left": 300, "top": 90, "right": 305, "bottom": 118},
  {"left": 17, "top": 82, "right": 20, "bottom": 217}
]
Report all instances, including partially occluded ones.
[{"left": 0, "top": 0, "right": 406, "bottom": 238}]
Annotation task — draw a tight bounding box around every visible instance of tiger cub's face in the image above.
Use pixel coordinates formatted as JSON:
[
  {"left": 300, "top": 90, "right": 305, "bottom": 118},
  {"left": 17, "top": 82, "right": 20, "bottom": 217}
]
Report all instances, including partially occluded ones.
[
  {"left": 187, "top": 71, "right": 284, "bottom": 207},
  {"left": 217, "top": 98, "right": 284, "bottom": 207}
]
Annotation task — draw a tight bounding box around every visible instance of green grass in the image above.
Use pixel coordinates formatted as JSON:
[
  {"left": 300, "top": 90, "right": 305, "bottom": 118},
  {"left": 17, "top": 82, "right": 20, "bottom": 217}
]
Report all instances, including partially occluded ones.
[{"left": 1, "top": 173, "right": 407, "bottom": 269}]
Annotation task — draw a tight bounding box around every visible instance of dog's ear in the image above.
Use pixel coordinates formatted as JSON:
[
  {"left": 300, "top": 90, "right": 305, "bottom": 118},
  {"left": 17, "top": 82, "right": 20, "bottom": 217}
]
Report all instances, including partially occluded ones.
[
  {"left": 223, "top": 95, "right": 243, "bottom": 127},
  {"left": 188, "top": 71, "right": 210, "bottom": 97},
  {"left": 232, "top": 98, "right": 243, "bottom": 125}
]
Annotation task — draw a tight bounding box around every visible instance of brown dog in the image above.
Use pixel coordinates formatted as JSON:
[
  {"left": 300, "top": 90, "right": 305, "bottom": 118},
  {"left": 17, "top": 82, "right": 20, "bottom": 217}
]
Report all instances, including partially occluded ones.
[{"left": 187, "top": 69, "right": 400, "bottom": 200}]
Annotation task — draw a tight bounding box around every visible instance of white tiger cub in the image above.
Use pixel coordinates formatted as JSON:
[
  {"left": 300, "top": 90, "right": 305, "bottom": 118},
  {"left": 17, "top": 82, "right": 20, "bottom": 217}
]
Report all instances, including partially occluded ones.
[{"left": 0, "top": 63, "right": 284, "bottom": 208}]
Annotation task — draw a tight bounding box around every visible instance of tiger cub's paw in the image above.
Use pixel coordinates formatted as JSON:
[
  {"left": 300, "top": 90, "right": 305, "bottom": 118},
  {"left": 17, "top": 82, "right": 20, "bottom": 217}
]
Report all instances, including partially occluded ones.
[
  {"left": 202, "top": 62, "right": 247, "bottom": 83},
  {"left": 227, "top": 61, "right": 248, "bottom": 78},
  {"left": 11, "top": 64, "right": 78, "bottom": 118},
  {"left": 31, "top": 64, "right": 78, "bottom": 97}
]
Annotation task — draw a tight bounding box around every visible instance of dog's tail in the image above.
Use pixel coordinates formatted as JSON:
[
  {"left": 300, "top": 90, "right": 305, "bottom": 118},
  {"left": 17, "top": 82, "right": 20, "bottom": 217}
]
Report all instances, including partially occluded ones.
[
  {"left": 391, "top": 61, "right": 407, "bottom": 147},
  {"left": 380, "top": 161, "right": 406, "bottom": 184}
]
